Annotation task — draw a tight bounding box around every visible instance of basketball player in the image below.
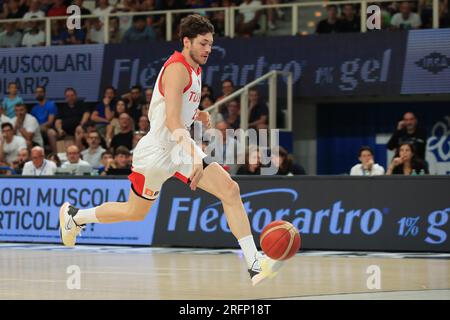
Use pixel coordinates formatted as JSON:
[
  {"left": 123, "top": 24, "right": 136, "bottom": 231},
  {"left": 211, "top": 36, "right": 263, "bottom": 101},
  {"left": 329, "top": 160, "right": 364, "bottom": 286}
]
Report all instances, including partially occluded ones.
[{"left": 59, "top": 14, "right": 282, "bottom": 286}]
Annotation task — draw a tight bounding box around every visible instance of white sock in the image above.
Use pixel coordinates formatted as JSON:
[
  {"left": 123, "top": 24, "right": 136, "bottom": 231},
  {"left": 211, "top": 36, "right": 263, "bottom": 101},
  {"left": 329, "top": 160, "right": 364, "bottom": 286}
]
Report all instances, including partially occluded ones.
[
  {"left": 238, "top": 235, "right": 259, "bottom": 269},
  {"left": 73, "top": 207, "right": 99, "bottom": 225}
]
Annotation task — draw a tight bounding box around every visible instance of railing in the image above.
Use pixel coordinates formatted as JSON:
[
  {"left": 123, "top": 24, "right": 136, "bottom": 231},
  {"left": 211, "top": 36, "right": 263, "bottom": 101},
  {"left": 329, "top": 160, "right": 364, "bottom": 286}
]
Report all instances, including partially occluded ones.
[
  {"left": 204, "top": 70, "right": 293, "bottom": 132},
  {"left": 0, "top": 0, "right": 444, "bottom": 46}
]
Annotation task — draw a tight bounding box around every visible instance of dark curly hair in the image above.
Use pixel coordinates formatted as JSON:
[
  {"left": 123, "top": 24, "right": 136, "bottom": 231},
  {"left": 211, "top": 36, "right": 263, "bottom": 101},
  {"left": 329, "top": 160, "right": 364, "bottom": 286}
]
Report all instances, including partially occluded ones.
[{"left": 179, "top": 14, "right": 214, "bottom": 44}]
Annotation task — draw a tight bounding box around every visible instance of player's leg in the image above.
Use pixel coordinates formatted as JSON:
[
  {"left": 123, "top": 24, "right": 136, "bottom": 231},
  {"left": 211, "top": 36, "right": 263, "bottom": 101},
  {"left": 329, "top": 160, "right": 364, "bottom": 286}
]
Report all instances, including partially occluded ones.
[
  {"left": 59, "top": 187, "right": 154, "bottom": 246},
  {"left": 195, "top": 162, "right": 283, "bottom": 285}
]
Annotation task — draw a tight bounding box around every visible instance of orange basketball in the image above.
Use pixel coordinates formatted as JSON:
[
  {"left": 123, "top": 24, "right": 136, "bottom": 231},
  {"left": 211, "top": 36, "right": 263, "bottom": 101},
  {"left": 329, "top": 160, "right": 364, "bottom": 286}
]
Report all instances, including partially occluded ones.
[{"left": 260, "top": 220, "right": 301, "bottom": 260}]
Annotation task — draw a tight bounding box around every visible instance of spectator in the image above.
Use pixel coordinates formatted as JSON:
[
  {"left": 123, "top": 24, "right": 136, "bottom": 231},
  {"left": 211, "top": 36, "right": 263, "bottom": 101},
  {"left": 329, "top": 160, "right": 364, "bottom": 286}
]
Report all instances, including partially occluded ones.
[
  {"left": 338, "top": 4, "right": 360, "bottom": 32},
  {"left": 61, "top": 144, "right": 92, "bottom": 168},
  {"left": 216, "top": 79, "right": 235, "bottom": 114},
  {"left": 316, "top": 5, "right": 341, "bottom": 33},
  {"left": 86, "top": 18, "right": 105, "bottom": 44},
  {"left": 122, "top": 15, "right": 156, "bottom": 43},
  {"left": 22, "top": 146, "right": 57, "bottom": 175},
  {"left": 211, "top": 120, "right": 244, "bottom": 174},
  {"left": 48, "top": 87, "right": 90, "bottom": 152},
  {"left": 79, "top": 120, "right": 107, "bottom": 150},
  {"left": 110, "top": 112, "right": 133, "bottom": 151},
  {"left": 91, "top": 86, "right": 116, "bottom": 135},
  {"left": 391, "top": 1, "right": 422, "bottom": 29},
  {"left": 123, "top": 85, "right": 145, "bottom": 123},
  {"left": 11, "top": 147, "right": 29, "bottom": 174},
  {"left": 47, "top": 0, "right": 67, "bottom": 17},
  {"left": 93, "top": 0, "right": 114, "bottom": 18},
  {"left": 439, "top": 0, "right": 450, "bottom": 28},
  {"left": 236, "top": 145, "right": 261, "bottom": 175},
  {"left": 73, "top": 0, "right": 92, "bottom": 15},
  {"left": 108, "top": 16, "right": 121, "bottom": 44},
  {"left": 103, "top": 146, "right": 132, "bottom": 175},
  {"left": 222, "top": 99, "right": 240, "bottom": 130},
  {"left": 137, "top": 115, "right": 150, "bottom": 133},
  {"left": 5, "top": 0, "right": 26, "bottom": 19},
  {"left": 270, "top": 145, "right": 306, "bottom": 175},
  {"left": 265, "top": 0, "right": 284, "bottom": 31},
  {"left": 21, "top": 21, "right": 45, "bottom": 47},
  {"left": 0, "top": 22, "right": 22, "bottom": 48},
  {"left": 387, "top": 142, "right": 429, "bottom": 175},
  {"left": 81, "top": 130, "right": 106, "bottom": 167},
  {"left": 248, "top": 88, "right": 268, "bottom": 130},
  {"left": 201, "top": 84, "right": 214, "bottom": 100},
  {"left": 1, "top": 82, "right": 23, "bottom": 118},
  {"left": 0, "top": 122, "right": 27, "bottom": 165},
  {"left": 350, "top": 146, "right": 385, "bottom": 176},
  {"left": 31, "top": 85, "right": 57, "bottom": 151},
  {"left": 200, "top": 95, "right": 214, "bottom": 111},
  {"left": 0, "top": 106, "right": 13, "bottom": 126},
  {"left": 387, "top": 112, "right": 427, "bottom": 160},
  {"left": 105, "top": 98, "right": 128, "bottom": 146},
  {"left": 47, "top": 152, "right": 61, "bottom": 167},
  {"left": 11, "top": 103, "right": 44, "bottom": 148},
  {"left": 23, "top": 0, "right": 45, "bottom": 19},
  {"left": 209, "top": 0, "right": 226, "bottom": 37},
  {"left": 97, "top": 150, "right": 113, "bottom": 174},
  {"left": 61, "top": 27, "right": 86, "bottom": 45},
  {"left": 236, "top": 0, "right": 262, "bottom": 37},
  {"left": 50, "top": 20, "right": 64, "bottom": 45},
  {"left": 144, "top": 87, "right": 153, "bottom": 106},
  {"left": 131, "top": 130, "right": 145, "bottom": 152}
]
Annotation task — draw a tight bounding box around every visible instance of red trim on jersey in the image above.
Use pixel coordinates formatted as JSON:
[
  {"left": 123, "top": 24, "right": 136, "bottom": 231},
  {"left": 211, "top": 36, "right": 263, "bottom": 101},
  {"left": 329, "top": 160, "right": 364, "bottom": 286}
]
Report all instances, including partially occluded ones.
[
  {"left": 128, "top": 170, "right": 146, "bottom": 196},
  {"left": 158, "top": 51, "right": 201, "bottom": 97},
  {"left": 173, "top": 171, "right": 189, "bottom": 184}
]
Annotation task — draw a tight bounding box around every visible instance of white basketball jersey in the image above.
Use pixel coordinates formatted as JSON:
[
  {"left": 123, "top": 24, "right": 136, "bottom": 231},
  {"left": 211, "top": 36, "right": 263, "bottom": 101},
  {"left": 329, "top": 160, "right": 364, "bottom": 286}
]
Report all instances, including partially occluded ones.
[{"left": 145, "top": 51, "right": 202, "bottom": 146}]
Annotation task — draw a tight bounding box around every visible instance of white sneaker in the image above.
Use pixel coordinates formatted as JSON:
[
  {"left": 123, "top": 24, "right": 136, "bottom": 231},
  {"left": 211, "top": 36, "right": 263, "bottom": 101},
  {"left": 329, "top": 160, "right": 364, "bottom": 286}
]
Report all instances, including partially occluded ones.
[
  {"left": 248, "top": 253, "right": 284, "bottom": 286},
  {"left": 59, "top": 202, "right": 84, "bottom": 247}
]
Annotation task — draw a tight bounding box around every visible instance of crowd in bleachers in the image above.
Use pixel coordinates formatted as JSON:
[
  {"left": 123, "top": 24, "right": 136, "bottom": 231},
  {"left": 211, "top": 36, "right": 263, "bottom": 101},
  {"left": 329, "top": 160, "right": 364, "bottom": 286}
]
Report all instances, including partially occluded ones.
[{"left": 0, "top": 0, "right": 449, "bottom": 48}]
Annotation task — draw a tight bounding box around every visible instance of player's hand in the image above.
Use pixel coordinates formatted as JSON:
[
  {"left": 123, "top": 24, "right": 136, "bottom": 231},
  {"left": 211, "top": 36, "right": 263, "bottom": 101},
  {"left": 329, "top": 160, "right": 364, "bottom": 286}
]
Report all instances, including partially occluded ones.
[
  {"left": 189, "top": 162, "right": 204, "bottom": 191},
  {"left": 195, "top": 111, "right": 211, "bottom": 129}
]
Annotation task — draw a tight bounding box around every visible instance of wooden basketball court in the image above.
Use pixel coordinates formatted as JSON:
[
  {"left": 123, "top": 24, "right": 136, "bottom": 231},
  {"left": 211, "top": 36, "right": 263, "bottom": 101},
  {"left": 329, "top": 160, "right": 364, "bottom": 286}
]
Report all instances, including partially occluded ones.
[{"left": 0, "top": 244, "right": 449, "bottom": 300}]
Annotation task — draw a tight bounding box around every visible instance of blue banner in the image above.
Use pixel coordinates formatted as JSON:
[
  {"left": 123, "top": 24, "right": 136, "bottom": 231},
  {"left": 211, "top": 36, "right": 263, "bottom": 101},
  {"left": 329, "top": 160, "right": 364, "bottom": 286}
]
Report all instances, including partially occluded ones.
[
  {"left": 0, "top": 178, "right": 158, "bottom": 245},
  {"left": 0, "top": 44, "right": 104, "bottom": 102}
]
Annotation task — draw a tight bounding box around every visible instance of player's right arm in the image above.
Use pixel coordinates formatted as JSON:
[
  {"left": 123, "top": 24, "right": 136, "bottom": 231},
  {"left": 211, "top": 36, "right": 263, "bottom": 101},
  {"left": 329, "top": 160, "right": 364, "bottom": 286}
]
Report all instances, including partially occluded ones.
[{"left": 163, "top": 63, "right": 204, "bottom": 190}]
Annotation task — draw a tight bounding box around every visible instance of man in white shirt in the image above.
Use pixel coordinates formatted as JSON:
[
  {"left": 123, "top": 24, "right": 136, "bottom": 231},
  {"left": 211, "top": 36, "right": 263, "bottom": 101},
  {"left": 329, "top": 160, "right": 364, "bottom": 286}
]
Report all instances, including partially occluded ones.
[
  {"left": 22, "top": 146, "right": 57, "bottom": 176},
  {"left": 21, "top": 21, "right": 45, "bottom": 47},
  {"left": 81, "top": 130, "right": 105, "bottom": 167},
  {"left": 11, "top": 103, "right": 43, "bottom": 147},
  {"left": 22, "top": 0, "right": 46, "bottom": 19},
  {"left": 0, "top": 122, "right": 27, "bottom": 165},
  {"left": 0, "top": 107, "right": 12, "bottom": 126},
  {"left": 62, "top": 145, "right": 92, "bottom": 169},
  {"left": 86, "top": 18, "right": 105, "bottom": 44},
  {"left": 350, "top": 146, "right": 385, "bottom": 176},
  {"left": 237, "top": 0, "right": 262, "bottom": 36},
  {"left": 391, "top": 1, "right": 422, "bottom": 29}
]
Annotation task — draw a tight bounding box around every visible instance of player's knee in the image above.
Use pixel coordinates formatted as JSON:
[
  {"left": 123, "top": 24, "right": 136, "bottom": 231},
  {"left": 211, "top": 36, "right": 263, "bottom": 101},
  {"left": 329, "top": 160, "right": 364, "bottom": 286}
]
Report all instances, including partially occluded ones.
[
  {"left": 127, "top": 205, "right": 150, "bottom": 221},
  {"left": 222, "top": 179, "right": 240, "bottom": 202}
]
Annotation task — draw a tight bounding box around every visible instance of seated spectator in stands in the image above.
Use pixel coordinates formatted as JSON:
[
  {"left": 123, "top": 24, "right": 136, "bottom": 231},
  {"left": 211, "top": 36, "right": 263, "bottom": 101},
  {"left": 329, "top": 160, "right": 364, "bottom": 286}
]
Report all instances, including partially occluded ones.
[
  {"left": 61, "top": 145, "right": 92, "bottom": 169},
  {"left": 236, "top": 145, "right": 261, "bottom": 175},
  {"left": 23, "top": 0, "right": 45, "bottom": 19},
  {"left": 22, "top": 146, "right": 57, "bottom": 176},
  {"left": 265, "top": 0, "right": 284, "bottom": 31},
  {"left": 105, "top": 99, "right": 128, "bottom": 146},
  {"left": 236, "top": 0, "right": 262, "bottom": 37},
  {"left": 4, "top": 0, "right": 26, "bottom": 19},
  {"left": 47, "top": 0, "right": 67, "bottom": 17},
  {"left": 201, "top": 84, "right": 214, "bottom": 100},
  {"left": 108, "top": 16, "right": 121, "bottom": 43},
  {"left": 91, "top": 86, "right": 117, "bottom": 135},
  {"left": 122, "top": 15, "right": 156, "bottom": 43},
  {"left": 97, "top": 150, "right": 113, "bottom": 174},
  {"left": 350, "top": 146, "right": 385, "bottom": 176},
  {"left": 11, "top": 147, "right": 29, "bottom": 174},
  {"left": 110, "top": 113, "right": 133, "bottom": 151},
  {"left": 48, "top": 88, "right": 90, "bottom": 152},
  {"left": 123, "top": 85, "right": 146, "bottom": 123},
  {"left": 0, "top": 122, "right": 27, "bottom": 165},
  {"left": 2, "top": 82, "right": 23, "bottom": 118},
  {"left": 248, "top": 88, "right": 268, "bottom": 130},
  {"left": 144, "top": 87, "right": 153, "bottom": 109},
  {"left": 31, "top": 85, "right": 57, "bottom": 151},
  {"left": 338, "top": 4, "right": 360, "bottom": 32},
  {"left": 387, "top": 142, "right": 429, "bottom": 175},
  {"left": 103, "top": 146, "right": 132, "bottom": 175},
  {"left": 209, "top": 0, "right": 226, "bottom": 37},
  {"left": 131, "top": 130, "right": 145, "bottom": 152},
  {"left": 0, "top": 106, "right": 12, "bottom": 126},
  {"left": 222, "top": 99, "right": 240, "bottom": 130},
  {"left": 93, "top": 0, "right": 114, "bottom": 17},
  {"left": 73, "top": 0, "right": 92, "bottom": 15},
  {"left": 86, "top": 18, "right": 105, "bottom": 44},
  {"left": 270, "top": 145, "right": 306, "bottom": 175},
  {"left": 11, "top": 103, "right": 43, "bottom": 148},
  {"left": 216, "top": 79, "right": 235, "bottom": 106},
  {"left": 137, "top": 115, "right": 150, "bottom": 133},
  {"left": 316, "top": 5, "right": 341, "bottom": 33},
  {"left": 81, "top": 130, "right": 106, "bottom": 168},
  {"left": 200, "top": 95, "right": 214, "bottom": 111},
  {"left": 50, "top": 20, "right": 64, "bottom": 45},
  {"left": 60, "top": 27, "right": 86, "bottom": 45},
  {"left": 387, "top": 111, "right": 426, "bottom": 160},
  {"left": 390, "top": 1, "right": 421, "bottom": 29},
  {"left": 210, "top": 121, "right": 244, "bottom": 174},
  {"left": 21, "top": 21, "right": 45, "bottom": 47},
  {"left": 47, "top": 152, "right": 62, "bottom": 167}
]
